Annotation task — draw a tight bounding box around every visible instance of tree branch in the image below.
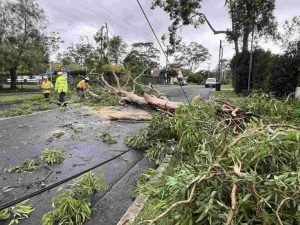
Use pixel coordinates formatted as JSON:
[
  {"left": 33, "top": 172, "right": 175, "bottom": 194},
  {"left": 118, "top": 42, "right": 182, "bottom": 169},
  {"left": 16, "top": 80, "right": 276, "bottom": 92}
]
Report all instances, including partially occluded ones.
[
  {"left": 142, "top": 182, "right": 197, "bottom": 225},
  {"left": 226, "top": 183, "right": 237, "bottom": 225},
  {"left": 192, "top": 11, "right": 230, "bottom": 35}
]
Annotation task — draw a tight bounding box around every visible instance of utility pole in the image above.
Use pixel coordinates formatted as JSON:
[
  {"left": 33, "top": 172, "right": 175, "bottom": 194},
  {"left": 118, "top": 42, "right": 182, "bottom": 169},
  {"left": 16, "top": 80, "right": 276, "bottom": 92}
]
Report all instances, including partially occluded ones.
[
  {"left": 220, "top": 44, "right": 224, "bottom": 83},
  {"left": 105, "top": 23, "right": 109, "bottom": 41},
  {"left": 165, "top": 45, "right": 169, "bottom": 84},
  {"left": 207, "top": 62, "right": 211, "bottom": 78},
  {"left": 49, "top": 58, "right": 52, "bottom": 82},
  {"left": 218, "top": 40, "right": 223, "bottom": 83},
  {"left": 248, "top": 29, "right": 255, "bottom": 92}
]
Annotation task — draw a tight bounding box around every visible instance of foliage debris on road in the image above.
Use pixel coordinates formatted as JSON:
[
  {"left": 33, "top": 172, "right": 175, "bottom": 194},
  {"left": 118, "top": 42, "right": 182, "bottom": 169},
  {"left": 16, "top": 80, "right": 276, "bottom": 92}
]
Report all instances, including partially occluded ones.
[{"left": 126, "top": 93, "right": 300, "bottom": 225}]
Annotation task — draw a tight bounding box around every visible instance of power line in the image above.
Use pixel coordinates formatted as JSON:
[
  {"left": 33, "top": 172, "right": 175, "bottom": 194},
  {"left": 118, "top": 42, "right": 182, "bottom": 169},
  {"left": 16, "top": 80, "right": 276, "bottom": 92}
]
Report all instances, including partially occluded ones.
[
  {"left": 136, "top": 0, "right": 169, "bottom": 65},
  {"left": 74, "top": 1, "right": 146, "bottom": 38},
  {"left": 39, "top": 0, "right": 99, "bottom": 34},
  {"left": 40, "top": 0, "right": 153, "bottom": 46},
  {"left": 91, "top": 0, "right": 151, "bottom": 38},
  {"left": 136, "top": 0, "right": 190, "bottom": 103}
]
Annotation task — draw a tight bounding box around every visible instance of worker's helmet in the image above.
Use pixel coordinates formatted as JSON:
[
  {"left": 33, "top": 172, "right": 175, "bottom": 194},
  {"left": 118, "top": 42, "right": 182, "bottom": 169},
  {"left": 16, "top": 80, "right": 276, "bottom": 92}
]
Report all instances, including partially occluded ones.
[
  {"left": 57, "top": 72, "right": 63, "bottom": 75},
  {"left": 43, "top": 76, "right": 48, "bottom": 80},
  {"left": 84, "top": 77, "right": 90, "bottom": 81}
]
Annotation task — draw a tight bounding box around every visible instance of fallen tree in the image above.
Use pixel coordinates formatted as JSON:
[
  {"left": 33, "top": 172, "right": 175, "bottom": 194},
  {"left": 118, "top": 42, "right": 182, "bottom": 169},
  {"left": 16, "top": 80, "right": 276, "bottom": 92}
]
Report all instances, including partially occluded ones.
[{"left": 88, "top": 69, "right": 183, "bottom": 114}]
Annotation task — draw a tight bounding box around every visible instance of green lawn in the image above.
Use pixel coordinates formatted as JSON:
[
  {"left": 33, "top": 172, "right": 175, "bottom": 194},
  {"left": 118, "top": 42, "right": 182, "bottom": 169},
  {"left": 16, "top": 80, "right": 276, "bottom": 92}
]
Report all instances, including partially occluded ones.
[
  {"left": 213, "top": 90, "right": 238, "bottom": 99},
  {"left": 220, "top": 84, "right": 234, "bottom": 90},
  {"left": 0, "top": 93, "right": 43, "bottom": 105},
  {"left": 0, "top": 84, "right": 40, "bottom": 93}
]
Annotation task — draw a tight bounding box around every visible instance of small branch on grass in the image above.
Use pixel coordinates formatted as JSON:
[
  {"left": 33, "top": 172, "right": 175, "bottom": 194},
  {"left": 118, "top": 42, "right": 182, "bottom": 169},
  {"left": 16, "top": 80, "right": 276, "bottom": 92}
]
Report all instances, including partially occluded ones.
[
  {"left": 141, "top": 174, "right": 216, "bottom": 225},
  {"left": 142, "top": 182, "right": 197, "bottom": 225},
  {"left": 276, "top": 197, "right": 291, "bottom": 225},
  {"left": 226, "top": 183, "right": 237, "bottom": 225},
  {"left": 266, "top": 124, "right": 300, "bottom": 130},
  {"left": 218, "top": 133, "right": 250, "bottom": 159}
]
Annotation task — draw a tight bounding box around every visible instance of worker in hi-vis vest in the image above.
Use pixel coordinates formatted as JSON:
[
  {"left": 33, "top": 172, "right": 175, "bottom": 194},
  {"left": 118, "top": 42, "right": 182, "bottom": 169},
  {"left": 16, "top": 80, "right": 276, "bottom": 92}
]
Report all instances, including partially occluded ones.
[
  {"left": 41, "top": 77, "right": 53, "bottom": 101},
  {"left": 55, "top": 72, "right": 68, "bottom": 106}
]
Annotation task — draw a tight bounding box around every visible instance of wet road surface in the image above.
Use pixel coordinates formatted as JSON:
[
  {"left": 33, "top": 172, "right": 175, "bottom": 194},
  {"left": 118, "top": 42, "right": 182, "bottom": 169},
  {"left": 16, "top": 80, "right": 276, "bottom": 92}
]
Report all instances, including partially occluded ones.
[
  {"left": 157, "top": 85, "right": 213, "bottom": 102},
  {"left": 0, "top": 106, "right": 151, "bottom": 224}
]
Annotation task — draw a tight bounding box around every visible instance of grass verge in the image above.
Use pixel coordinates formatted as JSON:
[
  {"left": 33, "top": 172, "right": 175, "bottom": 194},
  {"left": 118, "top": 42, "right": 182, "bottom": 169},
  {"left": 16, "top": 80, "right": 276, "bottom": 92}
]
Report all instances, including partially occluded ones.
[{"left": 0, "top": 93, "right": 42, "bottom": 105}]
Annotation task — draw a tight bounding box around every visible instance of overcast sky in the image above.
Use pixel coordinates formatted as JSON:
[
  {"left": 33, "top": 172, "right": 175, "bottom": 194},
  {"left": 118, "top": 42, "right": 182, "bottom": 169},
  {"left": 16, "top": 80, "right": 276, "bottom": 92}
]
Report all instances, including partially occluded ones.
[{"left": 38, "top": 0, "right": 300, "bottom": 70}]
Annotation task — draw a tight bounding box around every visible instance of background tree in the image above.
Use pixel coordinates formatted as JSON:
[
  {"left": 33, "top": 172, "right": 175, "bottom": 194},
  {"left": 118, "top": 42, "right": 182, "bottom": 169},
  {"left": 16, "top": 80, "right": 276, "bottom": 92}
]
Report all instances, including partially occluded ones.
[
  {"left": 151, "top": 0, "right": 277, "bottom": 55},
  {"left": 0, "top": 0, "right": 51, "bottom": 89},
  {"left": 226, "top": 0, "right": 277, "bottom": 53},
  {"left": 173, "top": 42, "right": 210, "bottom": 72},
  {"left": 127, "top": 42, "right": 160, "bottom": 68},
  {"left": 279, "top": 15, "right": 300, "bottom": 53},
  {"left": 62, "top": 43, "right": 96, "bottom": 72},
  {"left": 123, "top": 54, "right": 148, "bottom": 77},
  {"left": 107, "top": 36, "right": 127, "bottom": 64}
]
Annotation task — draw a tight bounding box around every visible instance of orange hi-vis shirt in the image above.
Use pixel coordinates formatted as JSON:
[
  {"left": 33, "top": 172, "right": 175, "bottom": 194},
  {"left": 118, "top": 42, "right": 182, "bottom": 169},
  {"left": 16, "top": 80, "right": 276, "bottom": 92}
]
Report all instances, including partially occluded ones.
[{"left": 77, "top": 80, "right": 90, "bottom": 90}]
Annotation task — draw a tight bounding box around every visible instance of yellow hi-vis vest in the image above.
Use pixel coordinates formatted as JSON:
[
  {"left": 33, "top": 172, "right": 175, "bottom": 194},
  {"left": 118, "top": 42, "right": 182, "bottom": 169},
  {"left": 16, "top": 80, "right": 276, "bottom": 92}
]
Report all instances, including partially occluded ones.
[
  {"left": 41, "top": 80, "right": 53, "bottom": 93},
  {"left": 55, "top": 75, "right": 68, "bottom": 93}
]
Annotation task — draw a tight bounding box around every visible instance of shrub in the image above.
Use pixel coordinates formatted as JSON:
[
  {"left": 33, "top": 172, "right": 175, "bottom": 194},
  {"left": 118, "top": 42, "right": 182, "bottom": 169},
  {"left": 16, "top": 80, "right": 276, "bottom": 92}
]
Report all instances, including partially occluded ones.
[
  {"left": 268, "top": 53, "right": 299, "bottom": 96},
  {"left": 230, "top": 51, "right": 250, "bottom": 93},
  {"left": 187, "top": 73, "right": 204, "bottom": 84},
  {"left": 231, "top": 48, "right": 300, "bottom": 96}
]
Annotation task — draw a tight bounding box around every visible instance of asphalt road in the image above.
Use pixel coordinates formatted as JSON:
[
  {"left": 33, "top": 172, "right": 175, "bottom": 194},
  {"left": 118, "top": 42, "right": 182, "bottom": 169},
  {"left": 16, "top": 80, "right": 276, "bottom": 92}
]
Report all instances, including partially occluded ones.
[
  {"left": 0, "top": 85, "right": 212, "bottom": 225},
  {"left": 157, "top": 85, "right": 213, "bottom": 102},
  {"left": 0, "top": 106, "right": 151, "bottom": 225}
]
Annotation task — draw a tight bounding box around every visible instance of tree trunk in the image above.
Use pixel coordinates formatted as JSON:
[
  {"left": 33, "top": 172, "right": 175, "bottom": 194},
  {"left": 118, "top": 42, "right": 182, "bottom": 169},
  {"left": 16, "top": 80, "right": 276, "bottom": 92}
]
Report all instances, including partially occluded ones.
[
  {"left": 242, "top": 28, "right": 250, "bottom": 52},
  {"left": 233, "top": 37, "right": 239, "bottom": 55},
  {"left": 10, "top": 68, "right": 17, "bottom": 90}
]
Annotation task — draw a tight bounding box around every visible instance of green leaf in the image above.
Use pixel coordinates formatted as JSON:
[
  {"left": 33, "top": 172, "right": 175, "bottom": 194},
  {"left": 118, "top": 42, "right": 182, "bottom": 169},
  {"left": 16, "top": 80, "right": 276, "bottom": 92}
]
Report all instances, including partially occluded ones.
[{"left": 242, "top": 194, "right": 251, "bottom": 203}]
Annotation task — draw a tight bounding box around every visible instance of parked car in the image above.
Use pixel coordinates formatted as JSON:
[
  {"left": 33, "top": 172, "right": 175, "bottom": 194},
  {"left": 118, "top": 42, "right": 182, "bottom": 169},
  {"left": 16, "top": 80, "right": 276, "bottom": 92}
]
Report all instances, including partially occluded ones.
[{"left": 205, "top": 78, "right": 217, "bottom": 88}]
